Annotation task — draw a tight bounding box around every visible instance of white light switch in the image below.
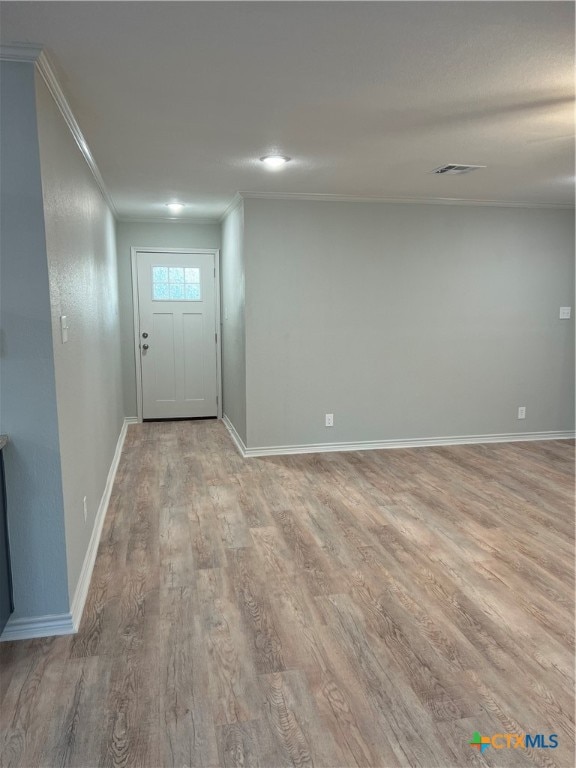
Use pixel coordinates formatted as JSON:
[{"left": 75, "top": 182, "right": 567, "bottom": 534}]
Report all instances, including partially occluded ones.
[
  {"left": 559, "top": 307, "right": 571, "bottom": 319},
  {"left": 60, "top": 315, "right": 69, "bottom": 343}
]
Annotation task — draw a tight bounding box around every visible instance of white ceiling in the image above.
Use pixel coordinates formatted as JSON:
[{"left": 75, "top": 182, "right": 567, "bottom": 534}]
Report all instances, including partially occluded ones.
[{"left": 1, "top": 1, "right": 574, "bottom": 219}]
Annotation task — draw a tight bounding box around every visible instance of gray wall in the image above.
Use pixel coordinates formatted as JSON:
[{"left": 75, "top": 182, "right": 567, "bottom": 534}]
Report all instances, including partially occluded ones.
[
  {"left": 221, "top": 201, "right": 247, "bottom": 442},
  {"left": 35, "top": 73, "right": 124, "bottom": 603},
  {"left": 0, "top": 61, "right": 69, "bottom": 618},
  {"left": 116, "top": 221, "right": 221, "bottom": 416},
  {"left": 243, "top": 198, "right": 575, "bottom": 448}
]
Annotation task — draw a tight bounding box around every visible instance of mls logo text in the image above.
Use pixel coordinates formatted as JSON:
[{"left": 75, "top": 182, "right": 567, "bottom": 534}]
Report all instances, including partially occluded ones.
[{"left": 469, "top": 731, "right": 559, "bottom": 753}]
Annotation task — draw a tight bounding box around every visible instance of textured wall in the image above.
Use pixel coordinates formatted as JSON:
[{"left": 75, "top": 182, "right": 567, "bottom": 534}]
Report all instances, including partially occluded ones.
[
  {"left": 243, "top": 198, "right": 575, "bottom": 448},
  {"left": 35, "top": 73, "right": 124, "bottom": 604},
  {"left": 0, "top": 61, "right": 69, "bottom": 618},
  {"left": 115, "top": 221, "right": 221, "bottom": 417},
  {"left": 221, "top": 201, "right": 247, "bottom": 442}
]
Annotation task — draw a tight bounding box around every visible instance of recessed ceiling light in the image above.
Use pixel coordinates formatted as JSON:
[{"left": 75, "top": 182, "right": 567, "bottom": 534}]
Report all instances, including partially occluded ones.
[
  {"left": 260, "top": 155, "right": 291, "bottom": 170},
  {"left": 166, "top": 202, "right": 185, "bottom": 213}
]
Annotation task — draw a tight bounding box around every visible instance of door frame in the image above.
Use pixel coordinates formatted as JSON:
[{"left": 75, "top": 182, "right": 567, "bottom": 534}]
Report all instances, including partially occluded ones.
[{"left": 130, "top": 246, "right": 222, "bottom": 423}]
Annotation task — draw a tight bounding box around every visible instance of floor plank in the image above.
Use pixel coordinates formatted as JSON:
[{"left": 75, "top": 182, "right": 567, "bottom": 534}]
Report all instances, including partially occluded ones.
[{"left": 0, "top": 421, "right": 573, "bottom": 767}]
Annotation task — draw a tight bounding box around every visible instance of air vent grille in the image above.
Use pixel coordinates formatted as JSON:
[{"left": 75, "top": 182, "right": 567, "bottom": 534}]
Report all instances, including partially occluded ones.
[{"left": 431, "top": 164, "right": 486, "bottom": 175}]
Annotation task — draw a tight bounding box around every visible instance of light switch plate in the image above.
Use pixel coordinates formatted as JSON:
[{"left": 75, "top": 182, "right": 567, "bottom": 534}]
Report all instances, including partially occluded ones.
[
  {"left": 559, "top": 307, "right": 571, "bottom": 319},
  {"left": 60, "top": 315, "right": 69, "bottom": 343}
]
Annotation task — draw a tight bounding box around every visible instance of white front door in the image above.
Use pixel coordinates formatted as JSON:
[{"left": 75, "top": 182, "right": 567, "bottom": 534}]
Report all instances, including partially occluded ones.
[{"left": 135, "top": 250, "right": 218, "bottom": 419}]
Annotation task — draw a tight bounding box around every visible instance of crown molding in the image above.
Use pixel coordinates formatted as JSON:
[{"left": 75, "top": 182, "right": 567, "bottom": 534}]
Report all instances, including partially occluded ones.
[
  {"left": 35, "top": 51, "right": 119, "bottom": 218},
  {"left": 238, "top": 191, "right": 574, "bottom": 210},
  {"left": 219, "top": 192, "right": 244, "bottom": 222},
  {"left": 117, "top": 216, "right": 220, "bottom": 225},
  {"left": 0, "top": 43, "right": 43, "bottom": 62},
  {"left": 1, "top": 43, "right": 118, "bottom": 218}
]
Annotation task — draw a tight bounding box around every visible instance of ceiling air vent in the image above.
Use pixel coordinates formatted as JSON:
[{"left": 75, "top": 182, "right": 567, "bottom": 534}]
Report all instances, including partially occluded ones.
[{"left": 431, "top": 164, "right": 486, "bottom": 175}]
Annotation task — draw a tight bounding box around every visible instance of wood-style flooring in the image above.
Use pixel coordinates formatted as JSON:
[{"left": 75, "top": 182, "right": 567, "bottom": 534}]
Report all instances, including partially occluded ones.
[{"left": 0, "top": 421, "right": 574, "bottom": 768}]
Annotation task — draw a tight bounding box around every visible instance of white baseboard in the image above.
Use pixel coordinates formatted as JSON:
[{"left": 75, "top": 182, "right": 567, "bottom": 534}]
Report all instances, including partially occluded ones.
[
  {"left": 69, "top": 417, "right": 134, "bottom": 631},
  {"left": 0, "top": 612, "right": 75, "bottom": 642},
  {"left": 222, "top": 414, "right": 248, "bottom": 456},
  {"left": 1, "top": 417, "right": 135, "bottom": 643},
  {"left": 223, "top": 426, "right": 575, "bottom": 458}
]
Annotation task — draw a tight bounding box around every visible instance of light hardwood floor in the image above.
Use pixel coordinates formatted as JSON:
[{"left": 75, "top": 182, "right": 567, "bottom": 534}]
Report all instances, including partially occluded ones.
[{"left": 0, "top": 421, "right": 574, "bottom": 768}]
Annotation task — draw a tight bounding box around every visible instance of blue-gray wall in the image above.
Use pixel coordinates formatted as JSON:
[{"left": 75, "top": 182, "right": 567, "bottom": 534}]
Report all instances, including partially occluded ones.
[
  {"left": 243, "top": 198, "right": 575, "bottom": 448},
  {"left": 0, "top": 61, "right": 69, "bottom": 617},
  {"left": 221, "top": 201, "right": 247, "bottom": 443},
  {"left": 35, "top": 72, "right": 124, "bottom": 605}
]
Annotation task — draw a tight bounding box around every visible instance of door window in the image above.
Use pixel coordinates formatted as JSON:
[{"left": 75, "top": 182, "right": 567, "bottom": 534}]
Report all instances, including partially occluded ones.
[{"left": 152, "top": 265, "right": 201, "bottom": 301}]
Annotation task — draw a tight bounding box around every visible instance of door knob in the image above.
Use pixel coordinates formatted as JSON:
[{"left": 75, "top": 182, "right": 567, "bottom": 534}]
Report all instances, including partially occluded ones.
[
  {"left": 142, "top": 344, "right": 149, "bottom": 350},
  {"left": 142, "top": 332, "right": 148, "bottom": 338}
]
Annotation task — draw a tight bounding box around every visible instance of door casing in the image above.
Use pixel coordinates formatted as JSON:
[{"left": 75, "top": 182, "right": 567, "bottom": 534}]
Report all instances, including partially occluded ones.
[{"left": 130, "top": 247, "right": 222, "bottom": 423}]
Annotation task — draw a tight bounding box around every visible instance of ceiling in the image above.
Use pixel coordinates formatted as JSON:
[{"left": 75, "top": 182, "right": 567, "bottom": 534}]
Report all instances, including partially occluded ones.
[{"left": 1, "top": 1, "right": 574, "bottom": 220}]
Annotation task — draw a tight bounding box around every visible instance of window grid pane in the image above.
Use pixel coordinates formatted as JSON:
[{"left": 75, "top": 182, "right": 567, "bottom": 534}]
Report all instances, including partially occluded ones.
[
  {"left": 152, "top": 265, "right": 202, "bottom": 301},
  {"left": 185, "top": 283, "right": 201, "bottom": 300},
  {"left": 152, "top": 282, "right": 169, "bottom": 300},
  {"left": 169, "top": 267, "right": 184, "bottom": 283},
  {"left": 184, "top": 267, "right": 200, "bottom": 284},
  {"left": 152, "top": 266, "right": 168, "bottom": 282},
  {"left": 169, "top": 283, "right": 184, "bottom": 300}
]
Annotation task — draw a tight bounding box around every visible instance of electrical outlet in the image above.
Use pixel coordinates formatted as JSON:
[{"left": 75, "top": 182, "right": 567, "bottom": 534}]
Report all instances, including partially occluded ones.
[
  {"left": 325, "top": 413, "right": 334, "bottom": 427},
  {"left": 83, "top": 496, "right": 88, "bottom": 522},
  {"left": 559, "top": 307, "right": 571, "bottom": 319},
  {"left": 517, "top": 406, "right": 526, "bottom": 420}
]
